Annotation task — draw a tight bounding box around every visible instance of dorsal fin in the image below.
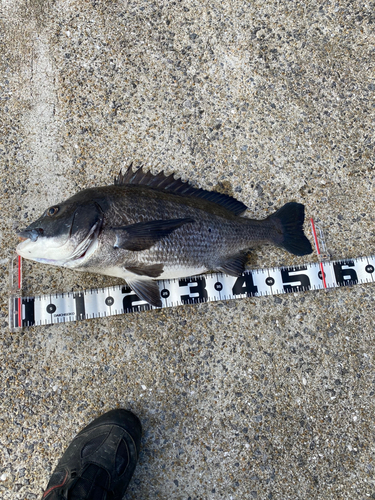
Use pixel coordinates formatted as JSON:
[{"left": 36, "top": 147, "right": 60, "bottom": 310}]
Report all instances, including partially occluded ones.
[{"left": 114, "top": 164, "right": 248, "bottom": 216}]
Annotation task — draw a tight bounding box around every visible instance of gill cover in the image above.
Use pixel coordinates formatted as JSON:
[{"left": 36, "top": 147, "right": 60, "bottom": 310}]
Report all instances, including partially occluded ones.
[{"left": 69, "top": 202, "right": 103, "bottom": 245}]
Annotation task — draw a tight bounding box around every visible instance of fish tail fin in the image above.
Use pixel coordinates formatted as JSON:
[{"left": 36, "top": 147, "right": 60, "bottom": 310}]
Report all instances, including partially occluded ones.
[{"left": 268, "top": 202, "right": 312, "bottom": 256}]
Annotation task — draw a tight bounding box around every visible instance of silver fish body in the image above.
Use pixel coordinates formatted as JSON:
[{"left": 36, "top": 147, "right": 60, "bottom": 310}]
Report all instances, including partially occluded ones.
[{"left": 17, "top": 166, "right": 312, "bottom": 306}]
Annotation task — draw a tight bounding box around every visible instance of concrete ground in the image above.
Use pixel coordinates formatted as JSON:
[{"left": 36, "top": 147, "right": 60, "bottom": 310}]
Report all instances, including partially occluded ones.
[{"left": 0, "top": 0, "right": 374, "bottom": 498}]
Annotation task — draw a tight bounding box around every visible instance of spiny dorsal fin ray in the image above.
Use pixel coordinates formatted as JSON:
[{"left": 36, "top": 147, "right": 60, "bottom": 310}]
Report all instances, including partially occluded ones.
[{"left": 114, "top": 164, "right": 248, "bottom": 216}]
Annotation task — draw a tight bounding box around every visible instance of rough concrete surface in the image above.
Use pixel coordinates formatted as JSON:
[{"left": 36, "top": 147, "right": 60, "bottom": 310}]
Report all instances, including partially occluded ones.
[{"left": 0, "top": 0, "right": 374, "bottom": 499}]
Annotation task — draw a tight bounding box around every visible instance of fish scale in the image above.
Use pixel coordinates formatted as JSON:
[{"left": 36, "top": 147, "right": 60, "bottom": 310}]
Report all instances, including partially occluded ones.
[{"left": 16, "top": 166, "right": 312, "bottom": 307}]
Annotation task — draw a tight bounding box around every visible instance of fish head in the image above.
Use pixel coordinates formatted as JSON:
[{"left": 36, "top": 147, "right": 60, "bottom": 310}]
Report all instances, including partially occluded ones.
[{"left": 16, "top": 193, "right": 103, "bottom": 267}]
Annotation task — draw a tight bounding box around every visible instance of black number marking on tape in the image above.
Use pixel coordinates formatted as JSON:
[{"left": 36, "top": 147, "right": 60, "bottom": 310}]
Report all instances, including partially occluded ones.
[
  {"left": 179, "top": 277, "right": 208, "bottom": 304},
  {"left": 9, "top": 255, "right": 375, "bottom": 329},
  {"left": 333, "top": 260, "right": 358, "bottom": 286},
  {"left": 232, "top": 273, "right": 258, "bottom": 297},
  {"left": 122, "top": 293, "right": 151, "bottom": 312},
  {"left": 281, "top": 266, "right": 311, "bottom": 292},
  {"left": 73, "top": 292, "right": 85, "bottom": 320},
  {"left": 120, "top": 285, "right": 152, "bottom": 312}
]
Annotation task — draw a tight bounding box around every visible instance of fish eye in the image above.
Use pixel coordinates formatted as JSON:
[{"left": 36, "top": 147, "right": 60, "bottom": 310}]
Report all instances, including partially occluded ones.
[{"left": 47, "top": 206, "right": 59, "bottom": 217}]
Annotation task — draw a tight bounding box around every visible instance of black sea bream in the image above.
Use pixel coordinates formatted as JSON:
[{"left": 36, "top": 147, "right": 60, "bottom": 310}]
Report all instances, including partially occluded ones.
[{"left": 17, "top": 166, "right": 312, "bottom": 306}]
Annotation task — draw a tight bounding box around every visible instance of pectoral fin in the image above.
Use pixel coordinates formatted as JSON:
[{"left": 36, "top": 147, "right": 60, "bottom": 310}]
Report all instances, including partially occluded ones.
[
  {"left": 112, "top": 218, "right": 195, "bottom": 251},
  {"left": 217, "top": 254, "right": 248, "bottom": 276},
  {"left": 126, "top": 278, "right": 162, "bottom": 307}
]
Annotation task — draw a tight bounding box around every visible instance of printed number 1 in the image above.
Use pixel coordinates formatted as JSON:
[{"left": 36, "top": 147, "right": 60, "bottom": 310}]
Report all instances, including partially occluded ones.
[{"left": 73, "top": 292, "right": 85, "bottom": 320}]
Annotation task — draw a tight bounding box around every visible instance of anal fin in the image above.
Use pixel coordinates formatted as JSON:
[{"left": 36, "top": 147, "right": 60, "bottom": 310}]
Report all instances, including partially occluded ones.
[
  {"left": 217, "top": 254, "right": 248, "bottom": 277},
  {"left": 126, "top": 278, "right": 162, "bottom": 307}
]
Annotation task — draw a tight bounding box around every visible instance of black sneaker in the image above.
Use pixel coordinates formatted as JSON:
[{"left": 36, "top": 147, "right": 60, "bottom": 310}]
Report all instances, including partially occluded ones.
[{"left": 42, "top": 409, "right": 142, "bottom": 500}]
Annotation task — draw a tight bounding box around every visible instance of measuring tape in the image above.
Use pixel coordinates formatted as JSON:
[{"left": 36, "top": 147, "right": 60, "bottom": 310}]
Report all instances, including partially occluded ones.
[{"left": 8, "top": 220, "right": 375, "bottom": 329}]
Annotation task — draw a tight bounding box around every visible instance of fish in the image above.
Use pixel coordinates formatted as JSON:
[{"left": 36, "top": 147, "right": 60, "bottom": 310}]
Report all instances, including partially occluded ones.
[{"left": 17, "top": 165, "right": 312, "bottom": 307}]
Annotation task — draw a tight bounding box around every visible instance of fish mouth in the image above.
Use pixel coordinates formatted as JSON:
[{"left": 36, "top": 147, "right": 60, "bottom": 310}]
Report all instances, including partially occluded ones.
[{"left": 17, "top": 228, "right": 44, "bottom": 242}]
